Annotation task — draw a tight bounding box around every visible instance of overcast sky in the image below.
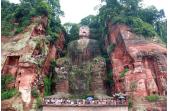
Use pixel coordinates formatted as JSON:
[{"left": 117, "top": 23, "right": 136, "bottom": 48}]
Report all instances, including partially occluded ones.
[{"left": 9, "top": 0, "right": 168, "bottom": 24}]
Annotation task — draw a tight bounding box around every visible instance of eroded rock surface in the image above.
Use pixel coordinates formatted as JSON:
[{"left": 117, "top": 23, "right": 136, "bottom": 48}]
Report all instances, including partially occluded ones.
[
  {"left": 1, "top": 16, "right": 65, "bottom": 108},
  {"left": 54, "top": 57, "right": 107, "bottom": 97},
  {"left": 107, "top": 24, "right": 167, "bottom": 110}
]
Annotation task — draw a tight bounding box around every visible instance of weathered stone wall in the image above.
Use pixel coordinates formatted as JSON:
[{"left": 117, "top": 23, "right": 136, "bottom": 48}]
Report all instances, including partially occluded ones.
[
  {"left": 43, "top": 106, "right": 128, "bottom": 111},
  {"left": 108, "top": 24, "right": 167, "bottom": 97},
  {"left": 52, "top": 58, "right": 70, "bottom": 94},
  {"left": 53, "top": 56, "right": 107, "bottom": 96},
  {"left": 1, "top": 16, "right": 66, "bottom": 109},
  {"left": 107, "top": 24, "right": 167, "bottom": 110},
  {"left": 41, "top": 32, "right": 65, "bottom": 75}
]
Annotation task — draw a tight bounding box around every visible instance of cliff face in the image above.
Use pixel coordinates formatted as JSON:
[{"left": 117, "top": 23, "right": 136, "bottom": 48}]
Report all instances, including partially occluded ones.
[
  {"left": 1, "top": 16, "right": 65, "bottom": 110},
  {"left": 41, "top": 32, "right": 65, "bottom": 75},
  {"left": 107, "top": 24, "right": 167, "bottom": 109},
  {"left": 53, "top": 56, "right": 107, "bottom": 96}
]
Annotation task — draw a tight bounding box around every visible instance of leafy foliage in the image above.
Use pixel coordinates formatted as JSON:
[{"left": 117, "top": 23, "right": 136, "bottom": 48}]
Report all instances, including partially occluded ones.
[
  {"left": 31, "top": 87, "right": 39, "bottom": 98},
  {"left": 1, "top": 74, "right": 15, "bottom": 91},
  {"left": 145, "top": 94, "right": 160, "bottom": 102},
  {"left": 1, "top": 88, "right": 18, "bottom": 100},
  {"left": 1, "top": 74, "right": 17, "bottom": 100},
  {"left": 106, "top": 70, "right": 114, "bottom": 86},
  {"left": 107, "top": 43, "right": 116, "bottom": 54},
  {"left": 36, "top": 96, "right": 42, "bottom": 108},
  {"left": 63, "top": 23, "right": 80, "bottom": 44},
  {"left": 128, "top": 98, "right": 133, "bottom": 108},
  {"left": 80, "top": 15, "right": 102, "bottom": 41},
  {"left": 1, "top": 0, "right": 19, "bottom": 36},
  {"left": 43, "top": 76, "right": 52, "bottom": 96},
  {"left": 1, "top": 0, "right": 64, "bottom": 42},
  {"left": 111, "top": 16, "right": 157, "bottom": 37},
  {"left": 120, "top": 68, "right": 129, "bottom": 78},
  {"left": 155, "top": 19, "right": 167, "bottom": 43},
  {"left": 80, "top": 0, "right": 166, "bottom": 45}
]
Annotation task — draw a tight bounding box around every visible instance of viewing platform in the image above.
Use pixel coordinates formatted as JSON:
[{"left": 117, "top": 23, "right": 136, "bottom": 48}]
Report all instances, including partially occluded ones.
[
  {"left": 43, "top": 98, "right": 128, "bottom": 106},
  {"left": 42, "top": 98, "right": 128, "bottom": 111}
]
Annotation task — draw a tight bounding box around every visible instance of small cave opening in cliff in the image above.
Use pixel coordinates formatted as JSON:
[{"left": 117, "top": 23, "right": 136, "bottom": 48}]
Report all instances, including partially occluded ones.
[
  {"left": 18, "top": 72, "right": 21, "bottom": 76},
  {"left": 124, "top": 65, "right": 129, "bottom": 69},
  {"left": 2, "top": 56, "right": 20, "bottom": 75},
  {"left": 152, "top": 91, "right": 155, "bottom": 94},
  {"left": 32, "top": 44, "right": 42, "bottom": 57},
  {"left": 6, "top": 56, "right": 20, "bottom": 66},
  {"left": 118, "top": 79, "right": 123, "bottom": 83}
]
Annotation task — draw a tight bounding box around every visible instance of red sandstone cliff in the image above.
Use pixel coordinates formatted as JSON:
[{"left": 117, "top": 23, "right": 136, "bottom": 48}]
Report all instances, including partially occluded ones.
[
  {"left": 41, "top": 32, "right": 65, "bottom": 75},
  {"left": 106, "top": 24, "right": 167, "bottom": 110},
  {"left": 1, "top": 16, "right": 65, "bottom": 110}
]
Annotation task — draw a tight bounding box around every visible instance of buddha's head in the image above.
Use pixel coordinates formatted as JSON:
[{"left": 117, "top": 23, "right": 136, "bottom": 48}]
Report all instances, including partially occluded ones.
[{"left": 79, "top": 26, "right": 90, "bottom": 38}]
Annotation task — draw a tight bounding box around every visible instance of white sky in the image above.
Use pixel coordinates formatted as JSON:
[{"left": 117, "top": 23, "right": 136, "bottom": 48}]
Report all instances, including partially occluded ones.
[
  {"left": 8, "top": 0, "right": 168, "bottom": 24},
  {"left": 59, "top": 0, "right": 168, "bottom": 24}
]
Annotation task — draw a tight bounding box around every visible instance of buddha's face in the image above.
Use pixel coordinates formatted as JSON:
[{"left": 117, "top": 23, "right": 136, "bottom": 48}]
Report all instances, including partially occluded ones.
[{"left": 79, "top": 26, "right": 90, "bottom": 38}]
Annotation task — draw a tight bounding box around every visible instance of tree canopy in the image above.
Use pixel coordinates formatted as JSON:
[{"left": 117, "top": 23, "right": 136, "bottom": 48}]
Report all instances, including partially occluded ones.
[
  {"left": 79, "top": 0, "right": 166, "bottom": 43},
  {"left": 63, "top": 23, "right": 80, "bottom": 44},
  {"left": 1, "top": 0, "right": 64, "bottom": 43},
  {"left": 1, "top": 0, "right": 166, "bottom": 44}
]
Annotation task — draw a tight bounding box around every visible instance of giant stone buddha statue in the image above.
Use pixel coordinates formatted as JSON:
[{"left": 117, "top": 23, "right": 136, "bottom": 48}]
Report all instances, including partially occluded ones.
[{"left": 68, "top": 26, "right": 101, "bottom": 65}]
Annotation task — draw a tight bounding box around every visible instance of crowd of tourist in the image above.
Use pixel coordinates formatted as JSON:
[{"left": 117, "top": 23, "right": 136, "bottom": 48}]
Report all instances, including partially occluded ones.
[{"left": 43, "top": 98, "right": 128, "bottom": 106}]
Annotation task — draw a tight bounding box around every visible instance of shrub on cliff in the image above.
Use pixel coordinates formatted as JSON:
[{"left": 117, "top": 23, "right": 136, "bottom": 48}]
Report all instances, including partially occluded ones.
[
  {"left": 120, "top": 68, "right": 129, "bottom": 78},
  {"left": 107, "top": 43, "right": 116, "bottom": 54},
  {"left": 145, "top": 94, "right": 160, "bottom": 102},
  {"left": 128, "top": 98, "right": 133, "bottom": 108},
  {"left": 36, "top": 96, "right": 42, "bottom": 108},
  {"left": 1, "top": 74, "right": 15, "bottom": 91},
  {"left": 1, "top": 88, "right": 18, "bottom": 100},
  {"left": 31, "top": 87, "right": 39, "bottom": 98},
  {"left": 43, "top": 76, "right": 52, "bottom": 96},
  {"left": 112, "top": 16, "right": 157, "bottom": 37},
  {"left": 1, "top": 74, "right": 17, "bottom": 100}
]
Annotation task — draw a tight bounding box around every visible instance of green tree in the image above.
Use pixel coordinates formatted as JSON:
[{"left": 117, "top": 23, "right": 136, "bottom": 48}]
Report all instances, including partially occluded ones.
[
  {"left": 97, "top": 0, "right": 166, "bottom": 40},
  {"left": 155, "top": 19, "right": 167, "bottom": 43},
  {"left": 80, "top": 15, "right": 102, "bottom": 40},
  {"left": 1, "top": 0, "right": 64, "bottom": 40},
  {"left": 46, "top": 0, "right": 64, "bottom": 16},
  {"left": 69, "top": 24, "right": 79, "bottom": 41},
  {"left": 1, "top": 0, "right": 19, "bottom": 36},
  {"left": 138, "top": 6, "right": 161, "bottom": 24},
  {"left": 80, "top": 15, "right": 96, "bottom": 26},
  {"left": 63, "top": 23, "right": 80, "bottom": 43}
]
